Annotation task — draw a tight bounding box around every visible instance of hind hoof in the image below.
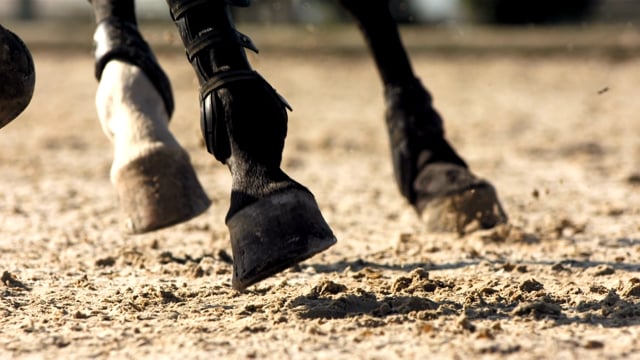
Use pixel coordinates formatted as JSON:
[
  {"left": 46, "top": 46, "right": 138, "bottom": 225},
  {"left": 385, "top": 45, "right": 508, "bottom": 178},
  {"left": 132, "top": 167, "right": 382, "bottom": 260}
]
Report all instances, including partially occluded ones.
[
  {"left": 415, "top": 163, "right": 507, "bottom": 235},
  {"left": 421, "top": 183, "right": 508, "bottom": 235},
  {"left": 113, "top": 148, "right": 211, "bottom": 234},
  {"left": 227, "top": 189, "right": 336, "bottom": 291}
]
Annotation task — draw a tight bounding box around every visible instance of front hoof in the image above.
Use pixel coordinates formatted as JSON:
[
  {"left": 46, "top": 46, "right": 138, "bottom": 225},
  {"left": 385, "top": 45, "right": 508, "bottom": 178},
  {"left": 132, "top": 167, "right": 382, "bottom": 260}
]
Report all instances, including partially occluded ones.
[
  {"left": 415, "top": 163, "right": 507, "bottom": 235},
  {"left": 113, "top": 148, "right": 211, "bottom": 234},
  {"left": 227, "top": 189, "right": 336, "bottom": 291}
]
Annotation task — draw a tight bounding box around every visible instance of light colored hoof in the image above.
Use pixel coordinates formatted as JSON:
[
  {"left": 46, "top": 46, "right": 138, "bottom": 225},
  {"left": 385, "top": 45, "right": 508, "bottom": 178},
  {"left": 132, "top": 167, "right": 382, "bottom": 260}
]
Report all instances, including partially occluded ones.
[
  {"left": 227, "top": 189, "right": 336, "bottom": 291},
  {"left": 421, "top": 182, "right": 507, "bottom": 236},
  {"left": 113, "top": 148, "right": 211, "bottom": 234}
]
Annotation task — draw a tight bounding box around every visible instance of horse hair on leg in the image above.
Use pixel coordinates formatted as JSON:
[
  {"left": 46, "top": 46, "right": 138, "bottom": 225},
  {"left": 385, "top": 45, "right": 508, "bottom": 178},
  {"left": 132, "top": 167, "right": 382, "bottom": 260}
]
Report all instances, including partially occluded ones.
[
  {"left": 166, "top": 0, "right": 336, "bottom": 290},
  {"left": 90, "top": 0, "right": 210, "bottom": 234},
  {"left": 339, "top": 0, "right": 507, "bottom": 235}
]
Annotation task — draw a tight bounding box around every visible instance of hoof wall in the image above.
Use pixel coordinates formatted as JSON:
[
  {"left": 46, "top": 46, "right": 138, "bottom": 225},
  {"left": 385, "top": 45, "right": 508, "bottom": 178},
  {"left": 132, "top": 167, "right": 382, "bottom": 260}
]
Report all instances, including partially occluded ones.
[
  {"left": 421, "top": 182, "right": 507, "bottom": 235},
  {"left": 415, "top": 163, "right": 507, "bottom": 235},
  {"left": 114, "top": 148, "right": 211, "bottom": 234},
  {"left": 228, "top": 189, "right": 336, "bottom": 291}
]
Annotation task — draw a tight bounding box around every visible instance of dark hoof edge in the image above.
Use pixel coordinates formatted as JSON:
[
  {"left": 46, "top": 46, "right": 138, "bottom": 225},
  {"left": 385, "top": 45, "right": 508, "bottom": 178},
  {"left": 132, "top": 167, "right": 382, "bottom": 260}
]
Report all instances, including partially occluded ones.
[
  {"left": 114, "top": 148, "right": 211, "bottom": 234},
  {"left": 416, "top": 163, "right": 507, "bottom": 235},
  {"left": 228, "top": 189, "right": 337, "bottom": 291}
]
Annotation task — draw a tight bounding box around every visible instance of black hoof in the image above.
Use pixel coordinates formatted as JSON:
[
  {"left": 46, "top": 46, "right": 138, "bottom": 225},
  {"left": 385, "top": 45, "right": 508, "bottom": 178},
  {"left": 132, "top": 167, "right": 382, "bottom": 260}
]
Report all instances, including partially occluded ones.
[
  {"left": 414, "top": 163, "right": 507, "bottom": 235},
  {"left": 227, "top": 189, "right": 336, "bottom": 291},
  {"left": 0, "top": 25, "right": 35, "bottom": 128}
]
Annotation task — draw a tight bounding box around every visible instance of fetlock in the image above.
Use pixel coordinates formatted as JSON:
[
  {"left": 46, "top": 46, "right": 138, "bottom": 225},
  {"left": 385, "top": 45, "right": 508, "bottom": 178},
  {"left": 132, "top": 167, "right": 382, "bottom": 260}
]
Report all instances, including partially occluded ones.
[
  {"left": 384, "top": 77, "right": 467, "bottom": 204},
  {"left": 210, "top": 78, "right": 305, "bottom": 221},
  {"left": 167, "top": 0, "right": 300, "bottom": 217}
]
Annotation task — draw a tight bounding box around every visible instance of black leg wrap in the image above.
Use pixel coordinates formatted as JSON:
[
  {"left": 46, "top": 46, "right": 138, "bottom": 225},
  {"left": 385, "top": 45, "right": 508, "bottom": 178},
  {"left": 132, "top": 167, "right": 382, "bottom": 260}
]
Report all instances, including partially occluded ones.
[
  {"left": 170, "top": 0, "right": 252, "bottom": 13},
  {"left": 200, "top": 70, "right": 291, "bottom": 161},
  {"left": 167, "top": 0, "right": 289, "bottom": 161},
  {"left": 167, "top": 0, "right": 258, "bottom": 62},
  {"left": 226, "top": 0, "right": 250, "bottom": 6},
  {"left": 93, "top": 18, "right": 175, "bottom": 117},
  {"left": 385, "top": 77, "right": 467, "bottom": 203}
]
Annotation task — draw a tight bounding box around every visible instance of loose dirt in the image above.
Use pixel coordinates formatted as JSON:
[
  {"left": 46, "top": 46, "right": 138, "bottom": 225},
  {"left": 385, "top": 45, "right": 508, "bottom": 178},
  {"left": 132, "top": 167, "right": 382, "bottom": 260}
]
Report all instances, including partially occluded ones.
[{"left": 1, "top": 24, "right": 639, "bottom": 359}]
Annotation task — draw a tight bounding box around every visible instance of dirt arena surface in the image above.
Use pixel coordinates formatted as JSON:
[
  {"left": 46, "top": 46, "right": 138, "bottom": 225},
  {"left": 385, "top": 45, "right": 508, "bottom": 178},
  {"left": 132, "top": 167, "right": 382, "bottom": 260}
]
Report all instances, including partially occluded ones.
[{"left": 1, "top": 23, "right": 640, "bottom": 359}]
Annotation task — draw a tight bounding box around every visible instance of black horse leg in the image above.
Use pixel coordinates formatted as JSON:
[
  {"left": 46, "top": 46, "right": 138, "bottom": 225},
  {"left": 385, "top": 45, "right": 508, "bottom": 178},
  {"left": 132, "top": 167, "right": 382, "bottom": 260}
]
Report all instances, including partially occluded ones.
[
  {"left": 89, "top": 0, "right": 210, "bottom": 234},
  {"left": 339, "top": 0, "right": 507, "bottom": 234},
  {"left": 0, "top": 24, "right": 34, "bottom": 128},
  {"left": 165, "top": 0, "right": 336, "bottom": 290}
]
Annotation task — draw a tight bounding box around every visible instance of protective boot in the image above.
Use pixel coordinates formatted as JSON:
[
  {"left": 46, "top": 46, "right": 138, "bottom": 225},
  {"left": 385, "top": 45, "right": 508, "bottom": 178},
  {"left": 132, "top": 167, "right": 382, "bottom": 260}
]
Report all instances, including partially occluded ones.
[
  {"left": 91, "top": 0, "right": 210, "bottom": 234},
  {"left": 166, "top": 0, "right": 336, "bottom": 290},
  {"left": 340, "top": 0, "right": 506, "bottom": 235}
]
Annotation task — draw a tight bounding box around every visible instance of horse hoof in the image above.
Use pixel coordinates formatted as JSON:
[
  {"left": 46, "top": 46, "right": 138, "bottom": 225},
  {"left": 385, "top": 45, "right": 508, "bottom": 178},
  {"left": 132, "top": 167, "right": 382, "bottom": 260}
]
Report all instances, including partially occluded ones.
[
  {"left": 227, "top": 189, "right": 337, "bottom": 291},
  {"left": 113, "top": 147, "right": 211, "bottom": 234},
  {"left": 415, "top": 163, "right": 507, "bottom": 235},
  {"left": 0, "top": 25, "right": 35, "bottom": 128}
]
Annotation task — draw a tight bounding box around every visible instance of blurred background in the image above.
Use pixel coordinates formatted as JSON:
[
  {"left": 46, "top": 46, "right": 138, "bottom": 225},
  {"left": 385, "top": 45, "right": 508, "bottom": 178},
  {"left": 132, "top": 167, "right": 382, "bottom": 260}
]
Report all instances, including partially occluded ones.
[
  {"left": 1, "top": 1, "right": 640, "bottom": 63},
  {"left": 0, "top": 0, "right": 639, "bottom": 25}
]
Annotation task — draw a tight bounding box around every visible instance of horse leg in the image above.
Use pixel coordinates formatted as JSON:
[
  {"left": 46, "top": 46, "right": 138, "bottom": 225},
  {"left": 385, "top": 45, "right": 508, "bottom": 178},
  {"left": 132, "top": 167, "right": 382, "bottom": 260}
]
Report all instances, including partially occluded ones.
[
  {"left": 339, "top": 0, "right": 507, "bottom": 235},
  {"left": 90, "top": 0, "right": 210, "bottom": 234},
  {"left": 165, "top": 0, "right": 336, "bottom": 290}
]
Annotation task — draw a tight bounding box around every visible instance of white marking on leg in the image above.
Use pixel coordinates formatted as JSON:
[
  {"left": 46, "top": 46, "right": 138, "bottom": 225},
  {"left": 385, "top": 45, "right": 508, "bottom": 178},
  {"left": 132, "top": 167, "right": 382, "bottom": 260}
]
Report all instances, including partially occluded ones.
[{"left": 95, "top": 60, "right": 183, "bottom": 183}]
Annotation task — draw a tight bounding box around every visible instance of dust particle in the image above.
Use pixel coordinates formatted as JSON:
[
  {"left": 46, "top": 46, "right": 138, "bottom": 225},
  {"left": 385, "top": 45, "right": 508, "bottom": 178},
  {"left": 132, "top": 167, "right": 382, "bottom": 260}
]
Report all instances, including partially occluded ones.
[
  {"left": 626, "top": 173, "right": 640, "bottom": 185},
  {"left": 551, "top": 263, "right": 570, "bottom": 272},
  {"left": 1, "top": 271, "right": 29, "bottom": 290},
  {"left": 457, "top": 315, "right": 476, "bottom": 332},
  {"left": 73, "top": 311, "right": 90, "bottom": 319},
  {"left": 95, "top": 256, "right": 116, "bottom": 267},
  {"left": 409, "top": 267, "right": 429, "bottom": 280},
  {"left": 191, "top": 265, "right": 205, "bottom": 278},
  {"left": 592, "top": 265, "right": 615, "bottom": 276},
  {"left": 158, "top": 290, "right": 183, "bottom": 303},
  {"left": 309, "top": 280, "right": 347, "bottom": 298},
  {"left": 519, "top": 278, "right": 544, "bottom": 292},
  {"left": 584, "top": 340, "right": 604, "bottom": 349},
  {"left": 392, "top": 276, "right": 412, "bottom": 293},
  {"left": 621, "top": 279, "right": 640, "bottom": 298},
  {"left": 513, "top": 301, "right": 562, "bottom": 318}
]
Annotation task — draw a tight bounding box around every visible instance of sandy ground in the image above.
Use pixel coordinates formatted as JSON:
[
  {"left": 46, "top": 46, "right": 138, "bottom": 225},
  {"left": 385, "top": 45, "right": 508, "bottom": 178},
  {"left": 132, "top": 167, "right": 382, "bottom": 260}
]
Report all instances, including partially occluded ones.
[{"left": 1, "top": 23, "right": 640, "bottom": 359}]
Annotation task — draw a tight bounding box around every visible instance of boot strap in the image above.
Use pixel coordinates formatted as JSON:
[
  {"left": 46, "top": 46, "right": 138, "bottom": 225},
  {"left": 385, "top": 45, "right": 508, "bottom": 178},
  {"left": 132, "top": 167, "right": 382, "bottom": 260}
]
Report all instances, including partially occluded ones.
[
  {"left": 169, "top": 0, "right": 257, "bottom": 57},
  {"left": 93, "top": 17, "right": 174, "bottom": 117},
  {"left": 186, "top": 28, "right": 258, "bottom": 62},
  {"left": 200, "top": 70, "right": 291, "bottom": 158}
]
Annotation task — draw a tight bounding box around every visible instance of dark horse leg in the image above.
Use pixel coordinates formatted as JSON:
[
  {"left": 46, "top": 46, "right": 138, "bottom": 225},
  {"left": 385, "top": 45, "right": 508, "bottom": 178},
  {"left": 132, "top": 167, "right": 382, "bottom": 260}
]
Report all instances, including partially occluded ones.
[
  {"left": 339, "top": 0, "right": 507, "bottom": 234},
  {"left": 89, "top": 0, "right": 211, "bottom": 234},
  {"left": 164, "top": 0, "right": 336, "bottom": 290},
  {"left": 0, "top": 25, "right": 35, "bottom": 129}
]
